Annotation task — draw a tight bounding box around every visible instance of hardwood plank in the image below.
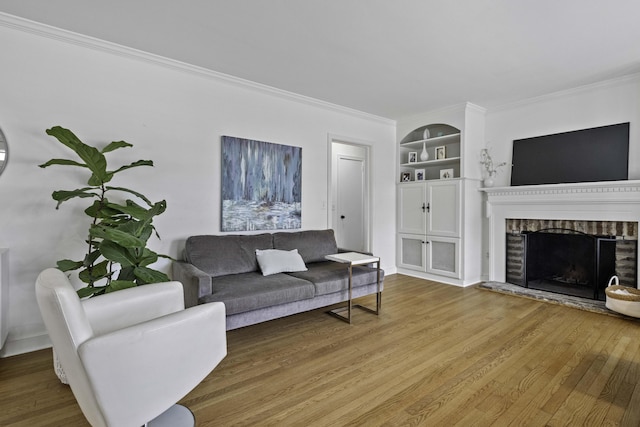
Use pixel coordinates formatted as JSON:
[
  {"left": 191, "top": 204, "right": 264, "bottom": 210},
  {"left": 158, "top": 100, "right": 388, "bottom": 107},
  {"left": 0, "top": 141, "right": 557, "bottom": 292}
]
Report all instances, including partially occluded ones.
[{"left": 2, "top": 274, "right": 640, "bottom": 426}]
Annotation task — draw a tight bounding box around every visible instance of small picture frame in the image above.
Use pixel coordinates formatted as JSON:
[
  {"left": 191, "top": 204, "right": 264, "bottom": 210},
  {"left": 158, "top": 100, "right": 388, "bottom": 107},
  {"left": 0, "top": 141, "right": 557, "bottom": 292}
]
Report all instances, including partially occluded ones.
[
  {"left": 435, "top": 146, "right": 446, "bottom": 160},
  {"left": 415, "top": 169, "right": 425, "bottom": 181},
  {"left": 401, "top": 172, "right": 411, "bottom": 182},
  {"left": 408, "top": 152, "right": 418, "bottom": 163},
  {"left": 440, "top": 168, "right": 454, "bottom": 179}
]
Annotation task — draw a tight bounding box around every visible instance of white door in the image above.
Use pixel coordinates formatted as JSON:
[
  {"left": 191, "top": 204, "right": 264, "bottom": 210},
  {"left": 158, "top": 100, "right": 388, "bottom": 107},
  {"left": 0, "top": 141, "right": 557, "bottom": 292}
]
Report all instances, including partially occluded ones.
[{"left": 336, "top": 155, "right": 366, "bottom": 251}]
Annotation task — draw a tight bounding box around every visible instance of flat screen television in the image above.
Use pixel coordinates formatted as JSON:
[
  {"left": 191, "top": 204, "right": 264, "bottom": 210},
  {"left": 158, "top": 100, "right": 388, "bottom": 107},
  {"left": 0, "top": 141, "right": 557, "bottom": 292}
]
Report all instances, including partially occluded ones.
[{"left": 510, "top": 122, "right": 629, "bottom": 186}]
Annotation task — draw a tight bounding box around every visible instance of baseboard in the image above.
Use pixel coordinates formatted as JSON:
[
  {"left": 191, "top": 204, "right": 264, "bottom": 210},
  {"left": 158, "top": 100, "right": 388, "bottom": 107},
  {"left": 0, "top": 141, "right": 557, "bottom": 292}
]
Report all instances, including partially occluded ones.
[{"left": 0, "top": 333, "right": 51, "bottom": 358}]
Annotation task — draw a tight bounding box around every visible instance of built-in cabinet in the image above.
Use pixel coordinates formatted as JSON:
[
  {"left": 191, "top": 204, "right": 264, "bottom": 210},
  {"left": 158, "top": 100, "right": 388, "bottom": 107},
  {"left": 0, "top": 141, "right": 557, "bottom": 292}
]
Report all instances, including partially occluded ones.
[
  {"left": 396, "top": 102, "right": 485, "bottom": 286},
  {"left": 397, "top": 180, "right": 461, "bottom": 278}
]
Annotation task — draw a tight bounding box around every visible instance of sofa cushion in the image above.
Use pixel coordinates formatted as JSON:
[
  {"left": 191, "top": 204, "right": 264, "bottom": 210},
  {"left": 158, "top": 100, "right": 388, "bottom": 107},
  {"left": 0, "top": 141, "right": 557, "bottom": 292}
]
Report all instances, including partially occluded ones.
[
  {"left": 185, "top": 234, "right": 273, "bottom": 277},
  {"left": 286, "top": 261, "right": 384, "bottom": 296},
  {"left": 272, "top": 229, "right": 338, "bottom": 264},
  {"left": 199, "top": 272, "right": 315, "bottom": 315},
  {"left": 256, "top": 249, "right": 307, "bottom": 276}
]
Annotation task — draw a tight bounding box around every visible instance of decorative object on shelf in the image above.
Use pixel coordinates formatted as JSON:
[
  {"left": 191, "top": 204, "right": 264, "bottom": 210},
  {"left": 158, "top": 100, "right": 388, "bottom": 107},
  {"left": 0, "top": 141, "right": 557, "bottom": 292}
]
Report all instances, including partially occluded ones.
[
  {"left": 480, "top": 147, "right": 507, "bottom": 187},
  {"left": 415, "top": 169, "right": 425, "bottom": 181},
  {"left": 408, "top": 151, "right": 418, "bottom": 163},
  {"left": 440, "top": 168, "right": 454, "bottom": 179},
  {"left": 401, "top": 172, "right": 411, "bottom": 182},
  {"left": 39, "top": 126, "right": 170, "bottom": 298},
  {"left": 435, "top": 146, "right": 446, "bottom": 160},
  {"left": 420, "top": 143, "right": 429, "bottom": 161},
  {"left": 423, "top": 128, "right": 430, "bottom": 139}
]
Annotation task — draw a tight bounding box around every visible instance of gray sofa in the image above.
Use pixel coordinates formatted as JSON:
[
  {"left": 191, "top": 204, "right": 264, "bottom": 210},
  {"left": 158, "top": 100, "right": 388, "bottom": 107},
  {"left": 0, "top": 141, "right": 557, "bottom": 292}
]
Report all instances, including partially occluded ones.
[{"left": 172, "top": 229, "right": 384, "bottom": 330}]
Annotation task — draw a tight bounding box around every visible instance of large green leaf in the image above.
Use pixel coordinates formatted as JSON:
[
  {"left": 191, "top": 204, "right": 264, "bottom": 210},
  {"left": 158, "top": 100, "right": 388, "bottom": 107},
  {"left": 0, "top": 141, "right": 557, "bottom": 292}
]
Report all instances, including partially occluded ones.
[
  {"left": 134, "top": 267, "right": 169, "bottom": 284},
  {"left": 102, "top": 140, "right": 132, "bottom": 153},
  {"left": 83, "top": 250, "right": 102, "bottom": 267},
  {"left": 52, "top": 188, "right": 99, "bottom": 209},
  {"left": 99, "top": 240, "right": 137, "bottom": 267},
  {"left": 88, "top": 171, "right": 113, "bottom": 187},
  {"left": 46, "top": 127, "right": 110, "bottom": 183},
  {"left": 57, "top": 259, "right": 84, "bottom": 272},
  {"left": 78, "top": 260, "right": 110, "bottom": 284},
  {"left": 46, "top": 126, "right": 83, "bottom": 152},
  {"left": 105, "top": 186, "right": 153, "bottom": 206},
  {"left": 72, "top": 141, "right": 109, "bottom": 183},
  {"left": 117, "top": 266, "right": 136, "bottom": 282},
  {"left": 110, "top": 160, "right": 154, "bottom": 175},
  {"left": 90, "top": 225, "right": 146, "bottom": 248},
  {"left": 38, "top": 158, "right": 87, "bottom": 169},
  {"left": 137, "top": 248, "right": 159, "bottom": 267},
  {"left": 84, "top": 199, "right": 121, "bottom": 219},
  {"left": 77, "top": 286, "right": 106, "bottom": 298},
  {"left": 106, "top": 280, "right": 136, "bottom": 293},
  {"left": 105, "top": 201, "right": 150, "bottom": 220}
]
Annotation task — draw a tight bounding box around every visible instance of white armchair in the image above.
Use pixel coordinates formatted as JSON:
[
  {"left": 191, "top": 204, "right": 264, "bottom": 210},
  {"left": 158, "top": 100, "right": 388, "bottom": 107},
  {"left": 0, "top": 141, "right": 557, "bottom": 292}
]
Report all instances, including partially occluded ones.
[{"left": 36, "top": 268, "right": 227, "bottom": 427}]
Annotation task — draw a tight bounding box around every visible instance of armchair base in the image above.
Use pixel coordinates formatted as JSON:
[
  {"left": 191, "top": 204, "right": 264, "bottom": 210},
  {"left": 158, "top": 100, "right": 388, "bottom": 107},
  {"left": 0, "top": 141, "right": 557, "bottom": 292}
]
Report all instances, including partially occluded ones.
[{"left": 147, "top": 404, "right": 194, "bottom": 427}]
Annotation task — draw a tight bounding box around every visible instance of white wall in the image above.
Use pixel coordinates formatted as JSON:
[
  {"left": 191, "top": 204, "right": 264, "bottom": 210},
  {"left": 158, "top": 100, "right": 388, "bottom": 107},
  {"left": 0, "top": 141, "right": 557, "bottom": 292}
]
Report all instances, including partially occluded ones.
[
  {"left": 0, "top": 18, "right": 397, "bottom": 356},
  {"left": 485, "top": 74, "right": 640, "bottom": 187}
]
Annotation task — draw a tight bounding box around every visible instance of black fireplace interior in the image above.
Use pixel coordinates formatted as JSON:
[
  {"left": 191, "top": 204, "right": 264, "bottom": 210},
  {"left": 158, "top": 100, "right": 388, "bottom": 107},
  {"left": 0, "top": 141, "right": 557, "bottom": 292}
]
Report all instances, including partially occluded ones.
[{"left": 524, "top": 229, "right": 616, "bottom": 300}]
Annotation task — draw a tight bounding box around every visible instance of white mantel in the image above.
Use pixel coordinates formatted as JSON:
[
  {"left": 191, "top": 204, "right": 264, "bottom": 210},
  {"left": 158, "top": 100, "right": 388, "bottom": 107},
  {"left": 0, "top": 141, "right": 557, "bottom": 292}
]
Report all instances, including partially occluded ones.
[{"left": 483, "top": 180, "right": 640, "bottom": 283}]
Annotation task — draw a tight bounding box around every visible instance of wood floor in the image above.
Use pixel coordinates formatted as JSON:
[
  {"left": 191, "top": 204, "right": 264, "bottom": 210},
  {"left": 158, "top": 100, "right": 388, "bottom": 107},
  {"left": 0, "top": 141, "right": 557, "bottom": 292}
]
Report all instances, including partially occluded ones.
[{"left": 2, "top": 274, "right": 640, "bottom": 426}]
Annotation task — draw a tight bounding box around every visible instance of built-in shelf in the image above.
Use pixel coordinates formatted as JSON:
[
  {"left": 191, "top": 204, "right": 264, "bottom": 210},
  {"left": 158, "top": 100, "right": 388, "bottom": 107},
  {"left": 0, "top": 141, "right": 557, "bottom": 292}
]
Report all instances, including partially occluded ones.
[
  {"left": 398, "top": 125, "right": 461, "bottom": 182},
  {"left": 399, "top": 132, "right": 461, "bottom": 149},
  {"left": 400, "top": 156, "right": 461, "bottom": 168}
]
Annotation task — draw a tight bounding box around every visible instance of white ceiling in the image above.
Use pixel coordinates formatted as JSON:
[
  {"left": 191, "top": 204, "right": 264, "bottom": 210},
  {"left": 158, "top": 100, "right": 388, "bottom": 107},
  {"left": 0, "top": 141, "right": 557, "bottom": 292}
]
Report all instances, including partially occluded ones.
[{"left": 1, "top": 0, "right": 640, "bottom": 119}]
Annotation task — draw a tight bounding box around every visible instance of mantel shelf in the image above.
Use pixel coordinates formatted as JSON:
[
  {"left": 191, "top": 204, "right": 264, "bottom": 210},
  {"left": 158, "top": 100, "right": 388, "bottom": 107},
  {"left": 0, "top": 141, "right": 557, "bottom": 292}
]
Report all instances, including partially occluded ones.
[{"left": 480, "top": 180, "right": 640, "bottom": 197}]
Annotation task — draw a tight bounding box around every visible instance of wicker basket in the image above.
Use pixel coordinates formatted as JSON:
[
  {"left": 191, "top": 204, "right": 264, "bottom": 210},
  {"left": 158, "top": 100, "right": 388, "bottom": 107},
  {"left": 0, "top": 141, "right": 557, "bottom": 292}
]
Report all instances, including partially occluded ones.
[{"left": 605, "top": 276, "right": 640, "bottom": 318}]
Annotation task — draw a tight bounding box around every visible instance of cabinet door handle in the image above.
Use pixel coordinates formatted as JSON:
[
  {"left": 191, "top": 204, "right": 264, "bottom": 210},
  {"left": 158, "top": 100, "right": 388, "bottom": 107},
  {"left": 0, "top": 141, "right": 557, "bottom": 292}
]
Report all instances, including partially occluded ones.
[
  {"left": 422, "top": 203, "right": 426, "bottom": 213},
  {"left": 426, "top": 203, "right": 430, "bottom": 213}
]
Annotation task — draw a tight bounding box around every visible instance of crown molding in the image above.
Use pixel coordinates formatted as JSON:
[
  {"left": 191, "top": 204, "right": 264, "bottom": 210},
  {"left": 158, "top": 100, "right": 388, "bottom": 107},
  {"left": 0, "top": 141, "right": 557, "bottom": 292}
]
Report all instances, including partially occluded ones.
[
  {"left": 0, "top": 12, "right": 395, "bottom": 126},
  {"left": 489, "top": 72, "right": 640, "bottom": 113}
]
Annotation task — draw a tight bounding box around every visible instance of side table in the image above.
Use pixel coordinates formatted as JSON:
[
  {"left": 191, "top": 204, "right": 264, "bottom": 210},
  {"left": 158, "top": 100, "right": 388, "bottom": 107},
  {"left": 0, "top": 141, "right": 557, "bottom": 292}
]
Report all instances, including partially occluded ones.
[{"left": 325, "top": 252, "right": 381, "bottom": 324}]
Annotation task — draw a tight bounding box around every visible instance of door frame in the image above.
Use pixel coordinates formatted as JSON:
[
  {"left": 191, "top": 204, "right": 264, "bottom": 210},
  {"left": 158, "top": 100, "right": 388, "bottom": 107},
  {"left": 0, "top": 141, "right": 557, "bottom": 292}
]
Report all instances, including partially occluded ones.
[{"left": 327, "top": 134, "right": 372, "bottom": 252}]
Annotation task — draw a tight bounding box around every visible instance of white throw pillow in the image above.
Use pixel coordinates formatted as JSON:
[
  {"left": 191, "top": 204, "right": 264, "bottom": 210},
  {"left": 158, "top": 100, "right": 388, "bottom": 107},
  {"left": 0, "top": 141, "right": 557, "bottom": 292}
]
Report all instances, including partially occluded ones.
[{"left": 255, "top": 249, "right": 308, "bottom": 276}]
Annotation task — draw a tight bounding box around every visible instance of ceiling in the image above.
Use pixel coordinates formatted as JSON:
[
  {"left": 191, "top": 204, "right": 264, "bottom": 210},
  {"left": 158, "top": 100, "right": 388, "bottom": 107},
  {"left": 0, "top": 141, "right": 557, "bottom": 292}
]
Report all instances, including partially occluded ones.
[{"left": 1, "top": 0, "right": 640, "bottom": 120}]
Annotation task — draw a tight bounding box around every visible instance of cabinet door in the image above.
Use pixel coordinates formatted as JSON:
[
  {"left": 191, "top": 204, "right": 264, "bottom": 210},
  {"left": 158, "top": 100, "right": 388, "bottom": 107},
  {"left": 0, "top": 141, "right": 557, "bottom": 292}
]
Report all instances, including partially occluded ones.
[
  {"left": 427, "top": 180, "right": 460, "bottom": 237},
  {"left": 397, "top": 233, "right": 426, "bottom": 271},
  {"left": 426, "top": 237, "right": 461, "bottom": 278},
  {"left": 397, "top": 183, "right": 427, "bottom": 235}
]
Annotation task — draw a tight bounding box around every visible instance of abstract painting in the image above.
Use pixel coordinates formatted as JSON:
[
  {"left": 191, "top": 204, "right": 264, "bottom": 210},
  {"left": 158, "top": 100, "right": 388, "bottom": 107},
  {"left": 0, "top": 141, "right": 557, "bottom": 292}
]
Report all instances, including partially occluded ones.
[{"left": 221, "top": 136, "right": 302, "bottom": 231}]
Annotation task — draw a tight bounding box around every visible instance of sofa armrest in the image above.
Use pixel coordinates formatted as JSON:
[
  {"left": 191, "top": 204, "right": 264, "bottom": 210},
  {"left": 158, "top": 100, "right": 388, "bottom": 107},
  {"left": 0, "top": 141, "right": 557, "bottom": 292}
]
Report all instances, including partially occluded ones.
[{"left": 172, "top": 261, "right": 212, "bottom": 307}]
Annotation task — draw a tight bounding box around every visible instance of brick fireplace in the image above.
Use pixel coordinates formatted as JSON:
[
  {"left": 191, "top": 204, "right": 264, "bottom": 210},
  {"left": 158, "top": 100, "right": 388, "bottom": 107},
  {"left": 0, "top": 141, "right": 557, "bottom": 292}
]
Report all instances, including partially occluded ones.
[
  {"left": 483, "top": 181, "right": 640, "bottom": 293},
  {"left": 505, "top": 219, "right": 637, "bottom": 300}
]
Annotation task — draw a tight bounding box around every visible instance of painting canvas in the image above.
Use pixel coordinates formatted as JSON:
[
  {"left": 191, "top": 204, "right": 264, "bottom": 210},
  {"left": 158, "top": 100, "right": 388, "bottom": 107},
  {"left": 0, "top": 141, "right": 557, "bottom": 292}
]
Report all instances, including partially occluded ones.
[{"left": 221, "top": 136, "right": 302, "bottom": 231}]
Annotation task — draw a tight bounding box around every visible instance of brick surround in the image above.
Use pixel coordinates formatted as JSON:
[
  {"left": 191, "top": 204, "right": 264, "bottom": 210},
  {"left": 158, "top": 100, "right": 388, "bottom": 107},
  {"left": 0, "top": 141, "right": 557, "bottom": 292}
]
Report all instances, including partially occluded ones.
[{"left": 505, "top": 219, "right": 637, "bottom": 288}]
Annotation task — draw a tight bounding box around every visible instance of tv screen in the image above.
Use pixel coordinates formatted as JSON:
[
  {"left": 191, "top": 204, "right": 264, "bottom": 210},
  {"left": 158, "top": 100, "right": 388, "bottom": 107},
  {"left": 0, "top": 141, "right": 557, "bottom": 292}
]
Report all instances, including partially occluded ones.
[{"left": 510, "top": 122, "right": 629, "bottom": 186}]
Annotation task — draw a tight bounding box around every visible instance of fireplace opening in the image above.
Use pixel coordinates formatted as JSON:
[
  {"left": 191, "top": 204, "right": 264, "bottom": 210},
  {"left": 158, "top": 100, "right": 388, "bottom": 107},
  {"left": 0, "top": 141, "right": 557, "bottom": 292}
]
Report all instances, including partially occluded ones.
[{"left": 524, "top": 229, "right": 616, "bottom": 300}]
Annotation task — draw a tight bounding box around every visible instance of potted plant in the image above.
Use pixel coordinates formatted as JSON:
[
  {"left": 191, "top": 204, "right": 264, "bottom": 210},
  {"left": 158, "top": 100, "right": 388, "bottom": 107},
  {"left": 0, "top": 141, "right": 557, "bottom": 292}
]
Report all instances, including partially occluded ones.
[
  {"left": 479, "top": 147, "right": 507, "bottom": 187},
  {"left": 39, "top": 126, "right": 170, "bottom": 297}
]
